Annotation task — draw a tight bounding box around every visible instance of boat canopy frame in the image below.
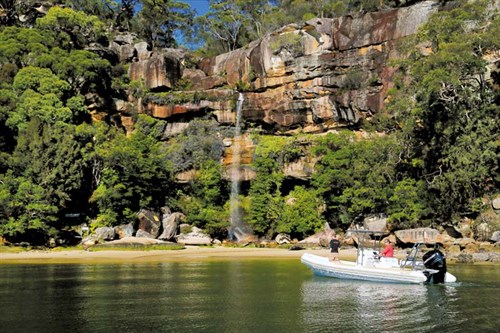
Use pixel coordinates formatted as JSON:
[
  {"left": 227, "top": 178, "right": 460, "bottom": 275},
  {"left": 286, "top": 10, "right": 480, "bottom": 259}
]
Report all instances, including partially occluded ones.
[
  {"left": 347, "top": 229, "right": 388, "bottom": 267},
  {"left": 347, "top": 229, "right": 444, "bottom": 270}
]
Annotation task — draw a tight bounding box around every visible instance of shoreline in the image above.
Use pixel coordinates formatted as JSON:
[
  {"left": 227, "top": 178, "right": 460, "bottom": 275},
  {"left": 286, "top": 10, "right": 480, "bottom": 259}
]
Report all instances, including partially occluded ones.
[
  {"left": 1, "top": 246, "right": 499, "bottom": 265},
  {"left": 0, "top": 246, "right": 349, "bottom": 265}
]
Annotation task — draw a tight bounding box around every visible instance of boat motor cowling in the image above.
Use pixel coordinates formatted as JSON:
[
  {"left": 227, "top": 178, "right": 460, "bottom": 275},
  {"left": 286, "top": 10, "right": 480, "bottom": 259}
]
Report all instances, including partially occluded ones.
[{"left": 422, "top": 248, "right": 447, "bottom": 284}]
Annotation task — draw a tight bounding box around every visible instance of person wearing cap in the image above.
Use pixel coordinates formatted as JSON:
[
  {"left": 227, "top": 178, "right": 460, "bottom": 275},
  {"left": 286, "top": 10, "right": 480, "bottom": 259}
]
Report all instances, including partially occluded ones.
[{"left": 381, "top": 239, "right": 394, "bottom": 257}]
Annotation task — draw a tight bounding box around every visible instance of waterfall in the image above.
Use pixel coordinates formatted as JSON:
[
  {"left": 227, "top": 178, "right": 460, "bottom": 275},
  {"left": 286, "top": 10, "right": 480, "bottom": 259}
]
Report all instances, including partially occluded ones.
[{"left": 229, "top": 93, "right": 244, "bottom": 241}]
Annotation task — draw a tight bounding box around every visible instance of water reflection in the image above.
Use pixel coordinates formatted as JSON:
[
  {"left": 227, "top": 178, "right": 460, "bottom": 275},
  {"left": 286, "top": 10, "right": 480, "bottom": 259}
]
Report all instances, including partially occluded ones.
[
  {"left": 0, "top": 262, "right": 498, "bottom": 333},
  {"left": 300, "top": 277, "right": 469, "bottom": 332}
]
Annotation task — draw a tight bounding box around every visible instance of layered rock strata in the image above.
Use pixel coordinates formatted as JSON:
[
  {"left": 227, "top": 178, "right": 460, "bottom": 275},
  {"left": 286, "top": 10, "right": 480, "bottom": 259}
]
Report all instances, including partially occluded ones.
[{"left": 129, "top": 1, "right": 437, "bottom": 134}]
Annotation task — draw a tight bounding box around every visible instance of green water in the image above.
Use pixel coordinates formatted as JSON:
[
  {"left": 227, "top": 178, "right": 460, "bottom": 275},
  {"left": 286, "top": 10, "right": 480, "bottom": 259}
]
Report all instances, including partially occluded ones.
[{"left": 0, "top": 260, "right": 498, "bottom": 332}]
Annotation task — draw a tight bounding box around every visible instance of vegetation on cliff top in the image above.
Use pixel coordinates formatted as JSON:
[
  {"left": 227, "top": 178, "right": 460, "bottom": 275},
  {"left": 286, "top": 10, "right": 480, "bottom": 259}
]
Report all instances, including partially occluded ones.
[{"left": 0, "top": 0, "right": 498, "bottom": 245}]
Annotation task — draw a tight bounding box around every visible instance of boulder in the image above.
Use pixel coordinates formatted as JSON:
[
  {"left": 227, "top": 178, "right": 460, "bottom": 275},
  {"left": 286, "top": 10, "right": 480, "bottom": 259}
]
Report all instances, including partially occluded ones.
[
  {"left": 49, "top": 238, "right": 56, "bottom": 248},
  {"left": 158, "top": 212, "right": 185, "bottom": 241},
  {"left": 395, "top": 228, "right": 444, "bottom": 244},
  {"left": 179, "top": 223, "right": 192, "bottom": 234},
  {"left": 137, "top": 209, "right": 161, "bottom": 238},
  {"left": 444, "top": 225, "right": 462, "bottom": 238},
  {"left": 491, "top": 231, "right": 500, "bottom": 243},
  {"left": 457, "top": 218, "right": 474, "bottom": 238},
  {"left": 362, "top": 214, "right": 389, "bottom": 233},
  {"left": 456, "top": 237, "right": 475, "bottom": 248},
  {"left": 81, "top": 236, "right": 98, "bottom": 249},
  {"left": 94, "top": 227, "right": 115, "bottom": 241},
  {"left": 446, "top": 244, "right": 461, "bottom": 254},
  {"left": 455, "top": 253, "right": 474, "bottom": 264},
  {"left": 134, "top": 41, "right": 150, "bottom": 61},
  {"left": 475, "top": 222, "right": 492, "bottom": 242},
  {"left": 492, "top": 197, "right": 500, "bottom": 210},
  {"left": 299, "top": 224, "right": 336, "bottom": 247},
  {"left": 275, "top": 233, "right": 291, "bottom": 245},
  {"left": 113, "top": 33, "right": 135, "bottom": 45},
  {"left": 479, "top": 242, "right": 496, "bottom": 252},
  {"left": 136, "top": 229, "right": 155, "bottom": 239},
  {"left": 175, "top": 226, "right": 212, "bottom": 245},
  {"left": 114, "top": 223, "right": 135, "bottom": 239},
  {"left": 463, "top": 243, "right": 480, "bottom": 254}
]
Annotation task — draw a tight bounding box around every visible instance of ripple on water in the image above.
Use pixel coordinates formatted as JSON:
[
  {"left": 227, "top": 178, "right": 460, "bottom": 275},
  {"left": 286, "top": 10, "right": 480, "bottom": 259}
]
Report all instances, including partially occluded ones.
[{"left": 300, "top": 278, "right": 471, "bottom": 333}]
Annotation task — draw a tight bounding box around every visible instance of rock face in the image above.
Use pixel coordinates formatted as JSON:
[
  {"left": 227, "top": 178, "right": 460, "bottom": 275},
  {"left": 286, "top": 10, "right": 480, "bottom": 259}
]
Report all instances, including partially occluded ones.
[
  {"left": 129, "top": 48, "right": 183, "bottom": 91},
  {"left": 133, "top": 1, "right": 437, "bottom": 134}
]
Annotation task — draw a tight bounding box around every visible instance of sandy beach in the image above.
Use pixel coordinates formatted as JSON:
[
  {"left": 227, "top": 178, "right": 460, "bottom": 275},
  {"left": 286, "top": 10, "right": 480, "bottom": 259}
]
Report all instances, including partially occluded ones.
[
  {"left": 2, "top": 245, "right": 497, "bottom": 265},
  {"left": 0, "top": 246, "right": 356, "bottom": 265}
]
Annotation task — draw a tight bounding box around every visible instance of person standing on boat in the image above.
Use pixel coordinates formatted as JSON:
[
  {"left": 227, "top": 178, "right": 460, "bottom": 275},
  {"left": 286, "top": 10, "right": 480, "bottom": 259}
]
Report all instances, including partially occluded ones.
[
  {"left": 381, "top": 239, "right": 394, "bottom": 257},
  {"left": 329, "top": 234, "right": 341, "bottom": 262}
]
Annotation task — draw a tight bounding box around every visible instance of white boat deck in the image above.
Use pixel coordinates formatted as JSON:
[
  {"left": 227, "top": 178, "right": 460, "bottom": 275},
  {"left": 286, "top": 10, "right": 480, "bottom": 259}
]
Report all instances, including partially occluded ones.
[{"left": 301, "top": 253, "right": 456, "bottom": 284}]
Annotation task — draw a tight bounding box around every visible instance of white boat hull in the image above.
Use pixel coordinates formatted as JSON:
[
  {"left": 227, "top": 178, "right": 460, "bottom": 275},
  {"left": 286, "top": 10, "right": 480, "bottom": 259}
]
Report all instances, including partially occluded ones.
[{"left": 301, "top": 253, "right": 456, "bottom": 284}]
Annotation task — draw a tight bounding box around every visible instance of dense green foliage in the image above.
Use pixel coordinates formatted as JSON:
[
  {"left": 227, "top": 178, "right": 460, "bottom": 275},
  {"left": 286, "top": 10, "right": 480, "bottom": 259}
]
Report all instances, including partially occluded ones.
[
  {"left": 0, "top": 1, "right": 498, "bottom": 245},
  {"left": 387, "top": 0, "right": 499, "bottom": 222}
]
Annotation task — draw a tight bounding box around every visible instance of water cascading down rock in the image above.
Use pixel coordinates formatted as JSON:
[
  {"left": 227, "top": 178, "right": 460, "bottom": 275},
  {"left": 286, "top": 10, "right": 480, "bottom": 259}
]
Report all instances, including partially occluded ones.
[{"left": 229, "top": 93, "right": 251, "bottom": 241}]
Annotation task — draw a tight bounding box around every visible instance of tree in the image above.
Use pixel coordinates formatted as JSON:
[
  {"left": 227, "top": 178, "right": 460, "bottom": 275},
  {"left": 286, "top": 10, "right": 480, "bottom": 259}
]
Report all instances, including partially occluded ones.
[
  {"left": 387, "top": 178, "right": 428, "bottom": 229},
  {"left": 312, "top": 131, "right": 401, "bottom": 227},
  {"left": 0, "top": 118, "right": 92, "bottom": 240},
  {"left": 50, "top": 49, "right": 111, "bottom": 94},
  {"left": 36, "top": 6, "right": 106, "bottom": 49},
  {"left": 279, "top": 186, "right": 325, "bottom": 238},
  {"left": 135, "top": 0, "right": 194, "bottom": 48},
  {"left": 247, "top": 137, "right": 286, "bottom": 236},
  {"left": 166, "top": 118, "right": 224, "bottom": 173},
  {"left": 90, "top": 116, "right": 173, "bottom": 227},
  {"left": 389, "top": 0, "right": 499, "bottom": 221},
  {"left": 0, "top": 174, "right": 58, "bottom": 239}
]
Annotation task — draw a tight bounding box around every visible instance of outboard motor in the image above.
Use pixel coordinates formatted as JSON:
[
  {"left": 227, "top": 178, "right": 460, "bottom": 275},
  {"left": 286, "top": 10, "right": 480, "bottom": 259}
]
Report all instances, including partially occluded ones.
[{"left": 423, "top": 246, "right": 447, "bottom": 284}]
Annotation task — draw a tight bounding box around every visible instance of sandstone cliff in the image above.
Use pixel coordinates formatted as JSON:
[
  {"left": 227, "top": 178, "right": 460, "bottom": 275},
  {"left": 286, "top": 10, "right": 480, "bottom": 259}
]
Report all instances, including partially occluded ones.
[{"left": 126, "top": 1, "right": 438, "bottom": 135}]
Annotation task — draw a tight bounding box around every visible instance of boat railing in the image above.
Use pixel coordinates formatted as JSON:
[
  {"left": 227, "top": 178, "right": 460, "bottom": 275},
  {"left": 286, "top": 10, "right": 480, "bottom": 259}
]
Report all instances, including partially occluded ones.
[{"left": 400, "top": 243, "right": 425, "bottom": 270}]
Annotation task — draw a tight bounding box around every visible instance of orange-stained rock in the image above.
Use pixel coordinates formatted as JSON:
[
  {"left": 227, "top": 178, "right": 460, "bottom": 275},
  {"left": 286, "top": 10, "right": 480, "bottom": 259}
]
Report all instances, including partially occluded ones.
[
  {"left": 128, "top": 2, "right": 437, "bottom": 133},
  {"left": 129, "top": 50, "right": 182, "bottom": 90},
  {"left": 222, "top": 133, "right": 255, "bottom": 166}
]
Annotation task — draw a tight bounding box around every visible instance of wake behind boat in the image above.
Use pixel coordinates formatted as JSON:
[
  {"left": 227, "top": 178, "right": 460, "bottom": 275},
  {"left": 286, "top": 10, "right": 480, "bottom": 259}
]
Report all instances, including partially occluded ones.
[{"left": 301, "top": 230, "right": 457, "bottom": 284}]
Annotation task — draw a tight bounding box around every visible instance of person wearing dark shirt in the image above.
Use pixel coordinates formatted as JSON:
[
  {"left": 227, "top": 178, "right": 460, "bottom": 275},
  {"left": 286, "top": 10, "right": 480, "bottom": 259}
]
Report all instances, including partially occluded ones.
[
  {"left": 381, "top": 239, "right": 394, "bottom": 257},
  {"left": 329, "top": 234, "right": 341, "bottom": 262}
]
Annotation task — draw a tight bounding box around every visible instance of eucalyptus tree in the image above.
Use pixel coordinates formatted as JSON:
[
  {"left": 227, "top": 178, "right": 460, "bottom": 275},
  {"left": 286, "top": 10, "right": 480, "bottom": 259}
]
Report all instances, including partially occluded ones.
[
  {"left": 195, "top": 0, "right": 248, "bottom": 53},
  {"left": 135, "top": 0, "right": 194, "bottom": 48},
  {"left": 62, "top": 0, "right": 138, "bottom": 31}
]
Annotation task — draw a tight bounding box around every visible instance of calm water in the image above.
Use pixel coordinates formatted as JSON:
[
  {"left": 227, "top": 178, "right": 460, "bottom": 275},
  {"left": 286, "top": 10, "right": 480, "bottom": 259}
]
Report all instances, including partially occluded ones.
[{"left": 0, "top": 260, "right": 498, "bottom": 333}]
